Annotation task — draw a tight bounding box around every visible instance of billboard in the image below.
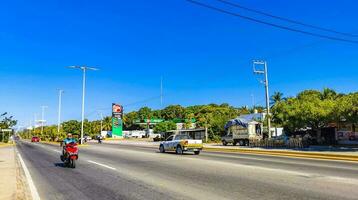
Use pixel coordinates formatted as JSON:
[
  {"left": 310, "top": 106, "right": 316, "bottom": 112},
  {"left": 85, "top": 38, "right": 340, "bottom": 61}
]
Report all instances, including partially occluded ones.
[
  {"left": 112, "top": 103, "right": 123, "bottom": 118},
  {"left": 112, "top": 103, "right": 123, "bottom": 137}
]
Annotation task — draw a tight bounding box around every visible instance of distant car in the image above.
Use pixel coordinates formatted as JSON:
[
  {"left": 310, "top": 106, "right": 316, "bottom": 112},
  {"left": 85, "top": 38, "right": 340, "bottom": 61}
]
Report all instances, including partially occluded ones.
[
  {"left": 84, "top": 135, "right": 92, "bottom": 141},
  {"left": 159, "top": 134, "right": 203, "bottom": 155},
  {"left": 31, "top": 136, "right": 40, "bottom": 142}
]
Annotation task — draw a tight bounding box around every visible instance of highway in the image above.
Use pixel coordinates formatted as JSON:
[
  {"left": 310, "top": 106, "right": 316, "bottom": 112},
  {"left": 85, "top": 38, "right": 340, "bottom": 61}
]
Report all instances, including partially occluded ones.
[{"left": 16, "top": 140, "right": 358, "bottom": 200}]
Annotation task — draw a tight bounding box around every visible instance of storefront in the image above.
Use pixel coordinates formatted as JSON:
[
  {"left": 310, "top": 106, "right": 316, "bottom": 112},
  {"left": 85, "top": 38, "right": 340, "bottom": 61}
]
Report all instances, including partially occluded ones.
[{"left": 336, "top": 123, "right": 358, "bottom": 145}]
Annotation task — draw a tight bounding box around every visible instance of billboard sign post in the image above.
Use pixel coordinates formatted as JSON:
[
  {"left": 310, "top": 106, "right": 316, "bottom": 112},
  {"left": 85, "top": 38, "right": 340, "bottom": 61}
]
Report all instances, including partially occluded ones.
[{"left": 112, "top": 103, "right": 123, "bottom": 137}]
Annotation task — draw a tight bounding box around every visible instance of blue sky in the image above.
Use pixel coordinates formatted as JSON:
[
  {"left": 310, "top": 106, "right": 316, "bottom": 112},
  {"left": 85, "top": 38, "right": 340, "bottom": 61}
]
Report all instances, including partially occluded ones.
[{"left": 0, "top": 0, "right": 357, "bottom": 127}]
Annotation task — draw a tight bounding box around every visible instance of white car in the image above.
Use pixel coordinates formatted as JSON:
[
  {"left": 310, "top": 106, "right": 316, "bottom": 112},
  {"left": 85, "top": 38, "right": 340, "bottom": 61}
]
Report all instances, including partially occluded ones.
[{"left": 159, "top": 134, "right": 203, "bottom": 155}]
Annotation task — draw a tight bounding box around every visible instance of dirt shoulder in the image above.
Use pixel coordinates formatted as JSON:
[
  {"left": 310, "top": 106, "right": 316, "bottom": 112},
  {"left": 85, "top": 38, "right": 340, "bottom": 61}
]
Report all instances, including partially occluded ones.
[{"left": 0, "top": 145, "right": 31, "bottom": 200}]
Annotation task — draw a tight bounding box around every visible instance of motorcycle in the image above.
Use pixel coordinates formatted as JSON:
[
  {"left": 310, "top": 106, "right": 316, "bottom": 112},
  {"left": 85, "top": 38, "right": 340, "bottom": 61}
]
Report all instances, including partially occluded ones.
[
  {"left": 97, "top": 135, "right": 102, "bottom": 144},
  {"left": 60, "top": 142, "right": 78, "bottom": 168}
]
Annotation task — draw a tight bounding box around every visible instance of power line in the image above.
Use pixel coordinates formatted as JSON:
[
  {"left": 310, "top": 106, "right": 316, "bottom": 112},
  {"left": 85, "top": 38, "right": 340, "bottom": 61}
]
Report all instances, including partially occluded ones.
[
  {"left": 217, "top": 0, "right": 358, "bottom": 38},
  {"left": 84, "top": 95, "right": 162, "bottom": 118},
  {"left": 186, "top": 0, "right": 358, "bottom": 44}
]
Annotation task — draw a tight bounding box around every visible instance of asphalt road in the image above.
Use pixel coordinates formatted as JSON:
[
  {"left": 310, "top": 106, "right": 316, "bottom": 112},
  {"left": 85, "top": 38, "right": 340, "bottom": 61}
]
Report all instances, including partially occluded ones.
[{"left": 16, "top": 140, "right": 358, "bottom": 200}]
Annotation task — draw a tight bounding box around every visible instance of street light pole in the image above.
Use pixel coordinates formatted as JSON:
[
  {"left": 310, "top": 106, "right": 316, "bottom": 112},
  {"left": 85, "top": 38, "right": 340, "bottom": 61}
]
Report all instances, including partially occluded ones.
[
  {"left": 68, "top": 66, "right": 98, "bottom": 144},
  {"left": 40, "top": 106, "right": 48, "bottom": 136},
  {"left": 57, "top": 90, "right": 64, "bottom": 134},
  {"left": 100, "top": 112, "right": 103, "bottom": 132},
  {"left": 253, "top": 60, "right": 271, "bottom": 138},
  {"left": 81, "top": 68, "right": 86, "bottom": 144}
]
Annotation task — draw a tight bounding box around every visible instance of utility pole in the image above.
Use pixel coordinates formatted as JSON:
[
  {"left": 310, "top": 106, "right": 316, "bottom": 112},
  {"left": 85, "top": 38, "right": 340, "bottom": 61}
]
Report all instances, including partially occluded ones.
[
  {"left": 99, "top": 111, "right": 103, "bottom": 132},
  {"left": 68, "top": 66, "right": 99, "bottom": 144},
  {"left": 57, "top": 90, "right": 64, "bottom": 134},
  {"left": 40, "top": 106, "right": 48, "bottom": 136},
  {"left": 253, "top": 60, "right": 271, "bottom": 138}
]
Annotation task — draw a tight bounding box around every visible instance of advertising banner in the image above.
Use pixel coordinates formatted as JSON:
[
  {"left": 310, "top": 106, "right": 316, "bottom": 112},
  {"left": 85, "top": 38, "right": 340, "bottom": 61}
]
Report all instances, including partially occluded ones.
[
  {"left": 112, "top": 103, "right": 123, "bottom": 137},
  {"left": 337, "top": 131, "right": 358, "bottom": 144}
]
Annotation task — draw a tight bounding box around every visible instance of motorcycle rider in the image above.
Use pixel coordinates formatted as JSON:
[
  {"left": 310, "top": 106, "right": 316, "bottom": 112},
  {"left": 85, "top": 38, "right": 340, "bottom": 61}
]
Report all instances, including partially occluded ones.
[
  {"left": 61, "top": 133, "right": 77, "bottom": 158},
  {"left": 97, "top": 134, "right": 102, "bottom": 144}
]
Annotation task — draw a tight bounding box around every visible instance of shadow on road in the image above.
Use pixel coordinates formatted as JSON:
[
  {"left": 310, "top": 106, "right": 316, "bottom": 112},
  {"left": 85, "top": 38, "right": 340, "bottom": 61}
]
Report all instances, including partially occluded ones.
[
  {"left": 155, "top": 151, "right": 199, "bottom": 156},
  {"left": 54, "top": 162, "right": 65, "bottom": 168}
]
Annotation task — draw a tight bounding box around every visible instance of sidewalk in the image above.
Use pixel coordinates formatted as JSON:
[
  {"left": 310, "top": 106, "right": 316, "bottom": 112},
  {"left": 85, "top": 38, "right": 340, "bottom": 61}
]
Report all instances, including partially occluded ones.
[{"left": 0, "top": 145, "right": 30, "bottom": 200}]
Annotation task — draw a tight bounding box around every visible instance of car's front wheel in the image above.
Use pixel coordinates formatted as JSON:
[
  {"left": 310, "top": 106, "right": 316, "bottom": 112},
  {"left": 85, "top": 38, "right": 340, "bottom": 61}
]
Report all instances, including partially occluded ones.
[
  {"left": 176, "top": 145, "right": 183, "bottom": 155},
  {"left": 194, "top": 151, "right": 200, "bottom": 155},
  {"left": 159, "top": 145, "right": 165, "bottom": 153}
]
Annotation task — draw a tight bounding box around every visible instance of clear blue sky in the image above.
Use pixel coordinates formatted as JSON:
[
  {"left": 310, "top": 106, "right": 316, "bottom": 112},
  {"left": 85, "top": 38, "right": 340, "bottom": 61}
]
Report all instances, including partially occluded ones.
[{"left": 0, "top": 0, "right": 357, "bottom": 127}]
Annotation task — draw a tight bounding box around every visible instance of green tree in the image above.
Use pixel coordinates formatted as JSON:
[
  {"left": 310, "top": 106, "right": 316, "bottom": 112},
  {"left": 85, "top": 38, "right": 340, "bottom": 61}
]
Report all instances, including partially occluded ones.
[
  {"left": 272, "top": 89, "right": 336, "bottom": 132},
  {"left": 137, "top": 107, "right": 152, "bottom": 120},
  {"left": 62, "top": 120, "right": 81, "bottom": 135},
  {"left": 154, "top": 121, "right": 176, "bottom": 133},
  {"left": 334, "top": 92, "right": 358, "bottom": 128},
  {"left": 161, "top": 105, "right": 185, "bottom": 120},
  {"left": 271, "top": 91, "right": 284, "bottom": 106},
  {"left": 102, "top": 116, "right": 112, "bottom": 131},
  {"left": 321, "top": 88, "right": 337, "bottom": 100},
  {"left": 0, "top": 112, "right": 17, "bottom": 142},
  {"left": 0, "top": 112, "right": 17, "bottom": 129}
]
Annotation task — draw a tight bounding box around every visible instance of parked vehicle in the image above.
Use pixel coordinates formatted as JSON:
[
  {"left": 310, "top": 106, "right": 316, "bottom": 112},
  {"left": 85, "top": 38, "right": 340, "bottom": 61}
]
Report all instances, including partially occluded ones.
[
  {"left": 130, "top": 131, "right": 146, "bottom": 138},
  {"left": 60, "top": 142, "right": 78, "bottom": 168},
  {"left": 159, "top": 134, "right": 203, "bottom": 155},
  {"left": 31, "top": 136, "right": 40, "bottom": 142},
  {"left": 221, "top": 121, "right": 262, "bottom": 146}
]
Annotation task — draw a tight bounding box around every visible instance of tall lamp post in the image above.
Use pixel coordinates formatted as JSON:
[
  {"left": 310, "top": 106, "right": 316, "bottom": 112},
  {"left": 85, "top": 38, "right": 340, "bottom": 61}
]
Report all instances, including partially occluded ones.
[
  {"left": 40, "top": 106, "right": 48, "bottom": 136},
  {"left": 253, "top": 60, "right": 271, "bottom": 138},
  {"left": 57, "top": 90, "right": 64, "bottom": 134},
  {"left": 68, "top": 66, "right": 99, "bottom": 144}
]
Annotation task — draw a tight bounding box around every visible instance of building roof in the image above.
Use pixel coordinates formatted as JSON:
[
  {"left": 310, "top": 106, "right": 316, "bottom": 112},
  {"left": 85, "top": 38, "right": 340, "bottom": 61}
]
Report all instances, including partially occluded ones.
[{"left": 224, "top": 113, "right": 265, "bottom": 129}]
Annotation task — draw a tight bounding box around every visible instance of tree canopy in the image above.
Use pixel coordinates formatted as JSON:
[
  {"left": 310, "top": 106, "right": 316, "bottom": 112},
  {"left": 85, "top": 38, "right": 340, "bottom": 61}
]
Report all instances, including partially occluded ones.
[{"left": 18, "top": 88, "right": 357, "bottom": 142}]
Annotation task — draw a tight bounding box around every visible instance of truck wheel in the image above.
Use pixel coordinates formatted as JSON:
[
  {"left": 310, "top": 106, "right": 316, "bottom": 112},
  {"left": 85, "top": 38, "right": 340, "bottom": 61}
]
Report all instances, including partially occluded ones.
[
  {"left": 222, "top": 141, "right": 227, "bottom": 146},
  {"left": 194, "top": 151, "right": 200, "bottom": 155},
  {"left": 159, "top": 145, "right": 165, "bottom": 153},
  {"left": 176, "top": 145, "right": 183, "bottom": 155},
  {"left": 239, "top": 140, "right": 244, "bottom": 146}
]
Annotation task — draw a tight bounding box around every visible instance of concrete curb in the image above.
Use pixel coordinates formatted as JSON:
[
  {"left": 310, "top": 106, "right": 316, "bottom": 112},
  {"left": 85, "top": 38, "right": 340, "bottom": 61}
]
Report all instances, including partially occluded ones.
[{"left": 203, "top": 147, "right": 358, "bottom": 162}]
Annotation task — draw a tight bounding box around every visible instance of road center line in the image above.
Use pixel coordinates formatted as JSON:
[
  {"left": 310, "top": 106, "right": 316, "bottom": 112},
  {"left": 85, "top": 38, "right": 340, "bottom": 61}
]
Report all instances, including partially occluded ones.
[
  {"left": 88, "top": 160, "right": 117, "bottom": 171},
  {"left": 52, "top": 149, "right": 61, "bottom": 153},
  {"left": 17, "top": 151, "right": 41, "bottom": 200}
]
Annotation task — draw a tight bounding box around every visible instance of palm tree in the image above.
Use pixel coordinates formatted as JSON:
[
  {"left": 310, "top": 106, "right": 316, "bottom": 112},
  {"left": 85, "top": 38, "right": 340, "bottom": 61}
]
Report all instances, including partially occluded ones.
[
  {"left": 321, "top": 88, "right": 337, "bottom": 100},
  {"left": 102, "top": 116, "right": 112, "bottom": 131},
  {"left": 271, "top": 91, "right": 284, "bottom": 106}
]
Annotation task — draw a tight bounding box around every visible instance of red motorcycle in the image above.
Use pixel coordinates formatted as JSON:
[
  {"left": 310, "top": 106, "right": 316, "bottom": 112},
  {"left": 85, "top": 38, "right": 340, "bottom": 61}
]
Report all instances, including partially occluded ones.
[{"left": 61, "top": 142, "right": 78, "bottom": 168}]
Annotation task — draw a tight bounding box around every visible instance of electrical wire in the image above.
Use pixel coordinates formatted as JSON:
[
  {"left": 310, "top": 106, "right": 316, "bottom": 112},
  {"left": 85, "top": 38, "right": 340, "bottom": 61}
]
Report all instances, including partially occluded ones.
[
  {"left": 186, "top": 0, "right": 358, "bottom": 44},
  {"left": 217, "top": 0, "right": 358, "bottom": 38},
  {"left": 84, "top": 95, "right": 162, "bottom": 118}
]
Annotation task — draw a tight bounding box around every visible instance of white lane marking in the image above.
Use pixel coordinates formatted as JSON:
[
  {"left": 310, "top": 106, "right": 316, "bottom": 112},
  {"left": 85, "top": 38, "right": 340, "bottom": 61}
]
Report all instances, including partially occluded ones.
[
  {"left": 17, "top": 152, "right": 41, "bottom": 200},
  {"left": 52, "top": 149, "right": 61, "bottom": 153},
  {"left": 88, "top": 160, "right": 116, "bottom": 171}
]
